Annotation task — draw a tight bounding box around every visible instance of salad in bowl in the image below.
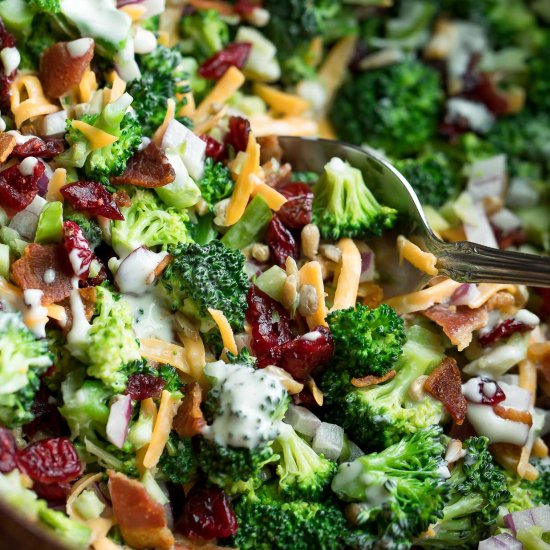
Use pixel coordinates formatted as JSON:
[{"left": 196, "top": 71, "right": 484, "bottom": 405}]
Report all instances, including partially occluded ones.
[{"left": 0, "top": 1, "right": 549, "bottom": 549}]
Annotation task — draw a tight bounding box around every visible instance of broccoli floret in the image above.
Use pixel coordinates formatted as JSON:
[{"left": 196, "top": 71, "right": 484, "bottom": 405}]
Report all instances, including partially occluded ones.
[
  {"left": 26, "top": 0, "right": 60, "bottom": 13},
  {"left": 321, "top": 325, "right": 444, "bottom": 450},
  {"left": 226, "top": 347, "right": 257, "bottom": 369},
  {"left": 158, "top": 433, "right": 197, "bottom": 484},
  {"left": 419, "top": 436, "right": 510, "bottom": 548},
  {"left": 63, "top": 209, "right": 102, "bottom": 250},
  {"left": 17, "top": 16, "right": 58, "bottom": 70},
  {"left": 503, "top": 470, "right": 540, "bottom": 513},
  {"left": 58, "top": 93, "right": 142, "bottom": 184},
  {"left": 179, "top": 8, "right": 229, "bottom": 60},
  {"left": 333, "top": 426, "right": 448, "bottom": 548},
  {"left": 395, "top": 152, "right": 457, "bottom": 208},
  {"left": 122, "top": 359, "right": 182, "bottom": 394},
  {"left": 327, "top": 304, "right": 406, "bottom": 379},
  {"left": 197, "top": 158, "right": 234, "bottom": 210},
  {"left": 197, "top": 361, "right": 289, "bottom": 493},
  {"left": 273, "top": 422, "right": 336, "bottom": 500},
  {"left": 161, "top": 240, "right": 249, "bottom": 332},
  {"left": 0, "top": 312, "right": 52, "bottom": 427},
  {"left": 66, "top": 286, "right": 140, "bottom": 392},
  {"left": 528, "top": 34, "right": 550, "bottom": 113},
  {"left": 110, "top": 187, "right": 191, "bottom": 259},
  {"left": 331, "top": 60, "right": 443, "bottom": 156},
  {"left": 312, "top": 157, "right": 397, "bottom": 240},
  {"left": 127, "top": 46, "right": 190, "bottom": 137},
  {"left": 228, "top": 484, "right": 350, "bottom": 550}
]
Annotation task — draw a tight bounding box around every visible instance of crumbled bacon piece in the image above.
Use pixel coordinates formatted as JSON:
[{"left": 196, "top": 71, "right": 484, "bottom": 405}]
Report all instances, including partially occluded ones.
[
  {"left": 111, "top": 142, "right": 175, "bottom": 188},
  {"left": 0, "top": 133, "right": 15, "bottom": 162},
  {"left": 0, "top": 161, "right": 44, "bottom": 215},
  {"left": 351, "top": 369, "right": 396, "bottom": 388},
  {"left": 11, "top": 244, "right": 73, "bottom": 304},
  {"left": 60, "top": 181, "right": 124, "bottom": 220},
  {"left": 423, "top": 303, "right": 488, "bottom": 351},
  {"left": 109, "top": 470, "right": 175, "bottom": 550},
  {"left": 478, "top": 318, "right": 533, "bottom": 347},
  {"left": 11, "top": 137, "right": 65, "bottom": 159},
  {"left": 494, "top": 405, "right": 533, "bottom": 426},
  {"left": 258, "top": 135, "right": 283, "bottom": 164},
  {"left": 41, "top": 40, "right": 95, "bottom": 99},
  {"left": 113, "top": 189, "right": 131, "bottom": 209},
  {"left": 173, "top": 382, "right": 206, "bottom": 438},
  {"left": 199, "top": 42, "right": 252, "bottom": 80},
  {"left": 424, "top": 357, "right": 467, "bottom": 425}
]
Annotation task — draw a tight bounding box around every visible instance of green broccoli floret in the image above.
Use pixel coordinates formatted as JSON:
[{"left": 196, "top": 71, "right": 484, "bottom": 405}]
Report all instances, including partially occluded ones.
[
  {"left": 127, "top": 45, "right": 190, "bottom": 137},
  {"left": 122, "top": 359, "right": 182, "bottom": 394},
  {"left": 331, "top": 60, "right": 443, "bottom": 156},
  {"left": 161, "top": 240, "right": 249, "bottom": 332},
  {"left": 26, "top": 0, "right": 60, "bottom": 13},
  {"left": 327, "top": 304, "right": 406, "bottom": 379},
  {"left": 332, "top": 425, "right": 448, "bottom": 549},
  {"left": 0, "top": 312, "right": 52, "bottom": 427},
  {"left": 17, "top": 16, "right": 58, "bottom": 70},
  {"left": 110, "top": 187, "right": 191, "bottom": 259},
  {"left": 226, "top": 347, "right": 257, "bottom": 368},
  {"left": 63, "top": 209, "right": 102, "bottom": 250},
  {"left": 503, "top": 470, "right": 540, "bottom": 513},
  {"left": 0, "top": 470, "right": 91, "bottom": 549},
  {"left": 273, "top": 422, "right": 336, "bottom": 500},
  {"left": 159, "top": 432, "right": 197, "bottom": 484},
  {"left": 321, "top": 325, "right": 444, "bottom": 450},
  {"left": 528, "top": 34, "right": 550, "bottom": 113},
  {"left": 66, "top": 286, "right": 140, "bottom": 392},
  {"left": 228, "top": 484, "right": 350, "bottom": 550},
  {"left": 58, "top": 93, "right": 142, "bottom": 184},
  {"left": 395, "top": 152, "right": 457, "bottom": 208},
  {"left": 197, "top": 361, "right": 289, "bottom": 493},
  {"left": 197, "top": 158, "right": 234, "bottom": 209},
  {"left": 419, "top": 436, "right": 510, "bottom": 548},
  {"left": 312, "top": 157, "right": 397, "bottom": 240},
  {"left": 179, "top": 8, "right": 229, "bottom": 60}
]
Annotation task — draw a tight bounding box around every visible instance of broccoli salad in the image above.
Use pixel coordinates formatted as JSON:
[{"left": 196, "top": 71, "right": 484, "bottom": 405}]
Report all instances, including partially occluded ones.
[{"left": 0, "top": 0, "right": 549, "bottom": 549}]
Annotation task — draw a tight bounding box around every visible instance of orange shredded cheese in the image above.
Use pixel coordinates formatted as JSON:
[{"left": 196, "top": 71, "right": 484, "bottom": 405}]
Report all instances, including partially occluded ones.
[
  {"left": 10, "top": 75, "right": 60, "bottom": 128},
  {"left": 78, "top": 69, "right": 98, "bottom": 103},
  {"left": 177, "top": 329, "right": 207, "bottom": 388},
  {"left": 468, "top": 283, "right": 518, "bottom": 309},
  {"left": 119, "top": 3, "right": 147, "bottom": 20},
  {"left": 187, "top": 0, "right": 235, "bottom": 15},
  {"left": 66, "top": 473, "right": 103, "bottom": 521},
  {"left": 397, "top": 235, "right": 438, "bottom": 276},
  {"left": 46, "top": 304, "right": 68, "bottom": 327},
  {"left": 208, "top": 308, "right": 238, "bottom": 356},
  {"left": 194, "top": 66, "right": 245, "bottom": 124},
  {"left": 517, "top": 358, "right": 538, "bottom": 479},
  {"left": 72, "top": 120, "right": 118, "bottom": 150},
  {"left": 106, "top": 70, "right": 126, "bottom": 104},
  {"left": 226, "top": 132, "right": 260, "bottom": 226},
  {"left": 46, "top": 168, "right": 67, "bottom": 202},
  {"left": 142, "top": 390, "right": 182, "bottom": 470},
  {"left": 152, "top": 97, "right": 176, "bottom": 146},
  {"left": 331, "top": 238, "right": 361, "bottom": 312},
  {"left": 317, "top": 118, "right": 337, "bottom": 140},
  {"left": 253, "top": 83, "right": 311, "bottom": 116},
  {"left": 249, "top": 114, "right": 318, "bottom": 137},
  {"left": 178, "top": 90, "right": 196, "bottom": 118},
  {"left": 139, "top": 337, "right": 189, "bottom": 373},
  {"left": 87, "top": 517, "right": 118, "bottom": 550},
  {"left": 193, "top": 104, "right": 228, "bottom": 135},
  {"left": 251, "top": 178, "right": 287, "bottom": 211},
  {"left": 299, "top": 261, "right": 328, "bottom": 329}
]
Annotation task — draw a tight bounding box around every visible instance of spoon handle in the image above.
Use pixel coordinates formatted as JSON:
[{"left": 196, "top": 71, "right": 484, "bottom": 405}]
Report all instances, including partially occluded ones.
[{"left": 430, "top": 240, "right": 550, "bottom": 287}]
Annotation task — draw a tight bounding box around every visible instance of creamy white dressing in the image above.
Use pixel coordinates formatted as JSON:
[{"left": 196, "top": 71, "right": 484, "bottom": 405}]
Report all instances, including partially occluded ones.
[
  {"left": 302, "top": 330, "right": 321, "bottom": 342},
  {"left": 115, "top": 248, "right": 167, "bottom": 292},
  {"left": 203, "top": 361, "right": 287, "bottom": 449},
  {"left": 466, "top": 403, "right": 530, "bottom": 446},
  {"left": 462, "top": 377, "right": 484, "bottom": 403},
  {"left": 7, "top": 131, "right": 36, "bottom": 145},
  {"left": 478, "top": 309, "right": 503, "bottom": 336},
  {"left": 68, "top": 249, "right": 87, "bottom": 277},
  {"left": 23, "top": 289, "right": 48, "bottom": 338},
  {"left": 67, "top": 38, "right": 94, "bottom": 58},
  {"left": 515, "top": 309, "right": 540, "bottom": 327},
  {"left": 332, "top": 461, "right": 390, "bottom": 506},
  {"left": 0, "top": 47, "right": 20, "bottom": 75},
  {"left": 67, "top": 278, "right": 91, "bottom": 346},
  {"left": 18, "top": 157, "right": 38, "bottom": 176},
  {"left": 133, "top": 27, "right": 157, "bottom": 55},
  {"left": 0, "top": 117, "right": 5, "bottom": 132},
  {"left": 43, "top": 269, "right": 56, "bottom": 284},
  {"left": 124, "top": 291, "right": 174, "bottom": 342},
  {"left": 446, "top": 98, "right": 495, "bottom": 133}
]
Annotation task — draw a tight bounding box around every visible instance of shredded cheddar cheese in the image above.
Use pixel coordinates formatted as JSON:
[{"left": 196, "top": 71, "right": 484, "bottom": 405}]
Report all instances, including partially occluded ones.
[
  {"left": 298, "top": 261, "right": 328, "bottom": 329},
  {"left": 249, "top": 114, "right": 318, "bottom": 137},
  {"left": 142, "top": 390, "right": 182, "bottom": 470},
  {"left": 208, "top": 308, "right": 238, "bottom": 356},
  {"left": 397, "top": 235, "right": 438, "bottom": 276},
  {"left": 251, "top": 178, "right": 287, "bottom": 211},
  {"left": 79, "top": 69, "right": 98, "bottom": 104},
  {"left": 331, "top": 238, "right": 362, "bottom": 312},
  {"left": 139, "top": 337, "right": 190, "bottom": 373},
  {"left": 152, "top": 97, "right": 176, "bottom": 146},
  {"left": 106, "top": 70, "right": 126, "bottom": 104},
  {"left": 72, "top": 120, "right": 118, "bottom": 150},
  {"left": 66, "top": 473, "right": 103, "bottom": 521},
  {"left": 517, "top": 358, "right": 539, "bottom": 479},
  {"left": 87, "top": 517, "right": 118, "bottom": 550},
  {"left": 317, "top": 118, "right": 337, "bottom": 140},
  {"left": 253, "top": 83, "right": 311, "bottom": 116},
  {"left": 193, "top": 104, "right": 228, "bottom": 135},
  {"left": 119, "top": 3, "right": 147, "bottom": 21},
  {"left": 468, "top": 283, "right": 518, "bottom": 309},
  {"left": 10, "top": 75, "right": 60, "bottom": 128},
  {"left": 177, "top": 329, "right": 208, "bottom": 388},
  {"left": 46, "top": 168, "right": 67, "bottom": 202}
]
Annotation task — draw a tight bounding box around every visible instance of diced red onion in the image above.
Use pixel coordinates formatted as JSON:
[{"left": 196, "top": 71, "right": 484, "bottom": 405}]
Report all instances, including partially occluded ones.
[
  {"left": 284, "top": 404, "right": 322, "bottom": 438},
  {"left": 478, "top": 533, "right": 522, "bottom": 550},
  {"left": 312, "top": 422, "right": 344, "bottom": 461},
  {"left": 106, "top": 394, "right": 132, "bottom": 449},
  {"left": 449, "top": 283, "right": 481, "bottom": 306},
  {"left": 467, "top": 155, "right": 506, "bottom": 202},
  {"left": 503, "top": 506, "right": 550, "bottom": 535},
  {"left": 490, "top": 208, "right": 522, "bottom": 235},
  {"left": 359, "top": 250, "right": 375, "bottom": 283},
  {"left": 463, "top": 201, "right": 498, "bottom": 249}
]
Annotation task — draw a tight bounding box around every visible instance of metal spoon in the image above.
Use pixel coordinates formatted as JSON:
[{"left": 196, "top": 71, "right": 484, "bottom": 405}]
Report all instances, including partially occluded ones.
[{"left": 278, "top": 136, "right": 550, "bottom": 289}]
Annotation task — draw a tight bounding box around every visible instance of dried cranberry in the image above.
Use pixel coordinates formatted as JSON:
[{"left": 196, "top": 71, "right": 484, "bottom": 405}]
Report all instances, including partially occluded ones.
[
  {"left": 125, "top": 374, "right": 166, "bottom": 401},
  {"left": 246, "top": 285, "right": 292, "bottom": 368},
  {"left": 478, "top": 318, "right": 533, "bottom": 347},
  {"left": 63, "top": 220, "right": 98, "bottom": 280},
  {"left": 33, "top": 481, "right": 71, "bottom": 502},
  {"left": 463, "top": 72, "right": 509, "bottom": 117},
  {"left": 0, "top": 427, "right": 16, "bottom": 473},
  {"left": 494, "top": 227, "right": 526, "bottom": 250},
  {"left": 293, "top": 388, "right": 317, "bottom": 407},
  {"left": 278, "top": 326, "right": 334, "bottom": 381},
  {"left": 16, "top": 437, "right": 82, "bottom": 484},
  {"left": 60, "top": 181, "right": 124, "bottom": 221},
  {"left": 0, "top": 160, "right": 44, "bottom": 215},
  {"left": 476, "top": 377, "right": 506, "bottom": 406},
  {"left": 277, "top": 183, "right": 313, "bottom": 230},
  {"left": 234, "top": 0, "right": 261, "bottom": 16},
  {"left": 11, "top": 137, "right": 65, "bottom": 159},
  {"left": 177, "top": 486, "right": 237, "bottom": 540},
  {"left": 200, "top": 134, "right": 226, "bottom": 162},
  {"left": 24, "top": 385, "right": 66, "bottom": 440},
  {"left": 199, "top": 42, "right": 252, "bottom": 80},
  {"left": 0, "top": 19, "right": 16, "bottom": 50},
  {"left": 265, "top": 215, "right": 299, "bottom": 268},
  {"left": 225, "top": 116, "right": 251, "bottom": 155},
  {"left": 0, "top": 74, "right": 11, "bottom": 112}
]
